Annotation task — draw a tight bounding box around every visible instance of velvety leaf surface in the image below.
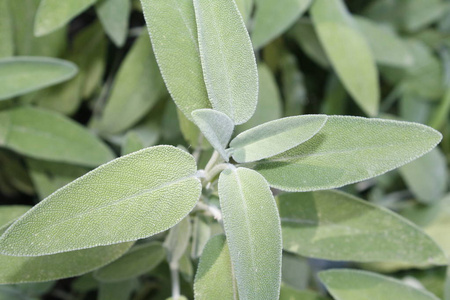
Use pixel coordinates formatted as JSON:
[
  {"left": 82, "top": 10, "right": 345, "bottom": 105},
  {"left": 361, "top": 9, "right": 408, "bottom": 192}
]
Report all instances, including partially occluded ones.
[
  {"left": 96, "top": 0, "right": 130, "bottom": 47},
  {"left": 0, "top": 57, "right": 77, "bottom": 100},
  {"left": 230, "top": 115, "right": 327, "bottom": 163},
  {"left": 219, "top": 167, "right": 281, "bottom": 300},
  {"left": 235, "top": 0, "right": 253, "bottom": 25},
  {"left": 0, "top": 146, "right": 201, "bottom": 256},
  {"left": 248, "top": 116, "right": 442, "bottom": 192},
  {"left": 279, "top": 190, "right": 447, "bottom": 265},
  {"left": 0, "top": 0, "right": 13, "bottom": 58},
  {"left": 193, "top": 0, "right": 258, "bottom": 124}
]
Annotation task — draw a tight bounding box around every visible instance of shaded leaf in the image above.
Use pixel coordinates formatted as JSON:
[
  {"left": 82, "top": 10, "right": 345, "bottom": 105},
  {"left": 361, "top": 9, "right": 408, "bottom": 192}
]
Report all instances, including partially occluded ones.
[
  {"left": 280, "top": 285, "right": 328, "bottom": 300},
  {"left": 0, "top": 0, "right": 14, "bottom": 58},
  {"left": 235, "top": 0, "right": 253, "bottom": 25},
  {"left": 0, "top": 206, "right": 31, "bottom": 232},
  {"left": 164, "top": 216, "right": 192, "bottom": 263},
  {"left": 98, "top": 279, "right": 137, "bottom": 300},
  {"left": 191, "top": 215, "right": 211, "bottom": 259},
  {"left": 96, "top": 0, "right": 130, "bottom": 47}
]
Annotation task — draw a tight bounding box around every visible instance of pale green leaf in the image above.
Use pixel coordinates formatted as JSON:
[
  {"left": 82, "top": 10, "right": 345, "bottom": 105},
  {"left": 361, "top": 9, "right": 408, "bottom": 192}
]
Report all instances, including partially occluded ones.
[
  {"left": 0, "top": 206, "right": 31, "bottom": 231},
  {"left": 34, "top": 0, "right": 97, "bottom": 37},
  {"left": 280, "top": 286, "right": 328, "bottom": 300},
  {"left": 319, "top": 269, "right": 440, "bottom": 300},
  {"left": 122, "top": 131, "right": 145, "bottom": 156},
  {"left": 252, "top": 0, "right": 312, "bottom": 50},
  {"left": 94, "top": 242, "right": 165, "bottom": 282},
  {"left": 98, "top": 279, "right": 137, "bottom": 300},
  {"left": 194, "top": 0, "right": 258, "bottom": 124},
  {"left": 177, "top": 109, "right": 211, "bottom": 150},
  {"left": 192, "top": 109, "right": 234, "bottom": 161},
  {"left": 179, "top": 252, "right": 194, "bottom": 283},
  {"left": 0, "top": 106, "right": 114, "bottom": 168},
  {"left": 0, "top": 0, "right": 14, "bottom": 58},
  {"left": 235, "top": 0, "right": 253, "bottom": 25},
  {"left": 219, "top": 167, "right": 281, "bottom": 300},
  {"left": 282, "top": 252, "right": 310, "bottom": 290},
  {"left": 96, "top": 0, "right": 130, "bottom": 47},
  {"left": 402, "top": 0, "right": 448, "bottom": 32},
  {"left": 194, "top": 234, "right": 238, "bottom": 300},
  {"left": 163, "top": 216, "right": 192, "bottom": 263},
  {"left": 248, "top": 116, "right": 442, "bottom": 192},
  {"left": 311, "top": 0, "right": 379, "bottom": 116},
  {"left": 422, "top": 194, "right": 450, "bottom": 258},
  {"left": 281, "top": 54, "right": 307, "bottom": 117},
  {"left": 140, "top": 0, "right": 211, "bottom": 121},
  {"left": 0, "top": 57, "right": 77, "bottom": 101},
  {"left": 230, "top": 115, "right": 327, "bottom": 163},
  {"left": 191, "top": 215, "right": 211, "bottom": 259},
  {"left": 0, "top": 146, "right": 201, "bottom": 256},
  {"left": 279, "top": 190, "right": 447, "bottom": 265}
]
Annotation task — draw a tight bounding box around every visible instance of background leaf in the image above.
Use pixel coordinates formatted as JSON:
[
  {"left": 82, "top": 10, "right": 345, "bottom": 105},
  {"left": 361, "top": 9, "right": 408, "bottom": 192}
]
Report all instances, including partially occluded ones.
[
  {"left": 96, "top": 0, "right": 130, "bottom": 47},
  {"left": 0, "top": 0, "right": 13, "bottom": 58}
]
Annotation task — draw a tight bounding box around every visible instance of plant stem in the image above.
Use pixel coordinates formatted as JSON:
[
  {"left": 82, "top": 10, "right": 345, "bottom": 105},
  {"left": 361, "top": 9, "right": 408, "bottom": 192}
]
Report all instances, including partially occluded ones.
[
  {"left": 205, "top": 163, "right": 230, "bottom": 182},
  {"left": 170, "top": 261, "right": 180, "bottom": 300},
  {"left": 204, "top": 150, "right": 220, "bottom": 173}
]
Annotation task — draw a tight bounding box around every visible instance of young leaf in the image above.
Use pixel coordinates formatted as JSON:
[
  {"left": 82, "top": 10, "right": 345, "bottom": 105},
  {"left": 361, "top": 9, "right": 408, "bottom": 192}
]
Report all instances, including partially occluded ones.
[
  {"left": 0, "top": 57, "right": 77, "bottom": 101},
  {"left": 193, "top": 0, "right": 258, "bottom": 124},
  {"left": 279, "top": 190, "right": 447, "bottom": 265},
  {"left": 248, "top": 116, "right": 442, "bottom": 192},
  {"left": 230, "top": 115, "right": 327, "bottom": 163},
  {"left": 94, "top": 242, "right": 165, "bottom": 282},
  {"left": 0, "top": 146, "right": 201, "bottom": 256},
  {"left": 219, "top": 167, "right": 282, "bottom": 300},
  {"left": 319, "top": 269, "right": 441, "bottom": 300},
  {"left": 34, "top": 0, "right": 97, "bottom": 37},
  {"left": 194, "top": 234, "right": 238, "bottom": 300},
  {"left": 96, "top": 0, "right": 130, "bottom": 47},
  {"left": 98, "top": 279, "right": 137, "bottom": 300},
  {"left": 311, "top": 0, "right": 379, "bottom": 116},
  {"left": 192, "top": 109, "right": 234, "bottom": 161},
  {"left": 0, "top": 0, "right": 13, "bottom": 58},
  {"left": 0, "top": 206, "right": 31, "bottom": 231},
  {"left": 163, "top": 216, "right": 192, "bottom": 263},
  {"left": 0, "top": 106, "right": 115, "bottom": 168},
  {"left": 140, "top": 0, "right": 211, "bottom": 121}
]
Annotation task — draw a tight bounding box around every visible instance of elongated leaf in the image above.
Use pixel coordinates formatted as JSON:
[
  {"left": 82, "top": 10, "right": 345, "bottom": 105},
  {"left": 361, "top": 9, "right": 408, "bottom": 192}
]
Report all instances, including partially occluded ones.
[
  {"left": 219, "top": 167, "right": 281, "bottom": 300},
  {"left": 252, "top": 0, "right": 312, "bottom": 49},
  {"left": 311, "top": 0, "right": 379, "bottom": 116},
  {"left": 0, "top": 206, "right": 31, "bottom": 231},
  {"left": 319, "top": 269, "right": 440, "bottom": 300},
  {"left": 122, "top": 131, "right": 145, "bottom": 156},
  {"left": 401, "top": 0, "right": 448, "bottom": 32},
  {"left": 280, "top": 286, "right": 328, "bottom": 300},
  {"left": 0, "top": 146, "right": 201, "bottom": 256},
  {"left": 194, "top": 234, "right": 238, "bottom": 300},
  {"left": 191, "top": 215, "right": 211, "bottom": 259},
  {"left": 164, "top": 216, "right": 192, "bottom": 263},
  {"left": 248, "top": 116, "right": 442, "bottom": 192},
  {"left": 34, "top": 0, "right": 97, "bottom": 37},
  {"left": 235, "top": 0, "right": 253, "bottom": 25},
  {"left": 0, "top": 106, "right": 114, "bottom": 168},
  {"left": 0, "top": 0, "right": 13, "bottom": 58},
  {"left": 140, "top": 0, "right": 211, "bottom": 121},
  {"left": 98, "top": 279, "right": 137, "bottom": 300},
  {"left": 192, "top": 109, "right": 234, "bottom": 161},
  {"left": 0, "top": 57, "right": 77, "bottom": 101},
  {"left": 230, "top": 115, "right": 327, "bottom": 163},
  {"left": 282, "top": 252, "right": 310, "bottom": 290},
  {"left": 279, "top": 190, "right": 446, "bottom": 264},
  {"left": 194, "top": 0, "right": 258, "bottom": 124},
  {"left": 95, "top": 242, "right": 165, "bottom": 282},
  {"left": 96, "top": 0, "right": 130, "bottom": 47}
]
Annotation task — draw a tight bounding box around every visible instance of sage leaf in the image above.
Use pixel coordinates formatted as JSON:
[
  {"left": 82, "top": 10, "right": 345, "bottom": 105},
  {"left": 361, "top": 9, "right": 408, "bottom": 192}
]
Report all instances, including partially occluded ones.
[
  {"left": 94, "top": 242, "right": 165, "bottom": 282},
  {"left": 122, "top": 131, "right": 145, "bottom": 156},
  {"left": 98, "top": 279, "right": 137, "bottom": 300},
  {"left": 163, "top": 216, "right": 192, "bottom": 263},
  {"left": 34, "top": 0, "right": 97, "bottom": 37},
  {"left": 0, "top": 106, "right": 114, "bottom": 168},
  {"left": 235, "top": 0, "right": 253, "bottom": 25},
  {"left": 177, "top": 109, "right": 211, "bottom": 150},
  {"left": 193, "top": 0, "right": 258, "bottom": 124},
  {"left": 192, "top": 109, "right": 234, "bottom": 161},
  {"left": 282, "top": 252, "right": 310, "bottom": 290},
  {"left": 401, "top": 0, "right": 448, "bottom": 33},
  {"left": 230, "top": 115, "right": 327, "bottom": 163},
  {"left": 219, "top": 167, "right": 282, "bottom": 300},
  {"left": 319, "top": 269, "right": 440, "bottom": 300},
  {"left": 311, "top": 0, "right": 379, "bottom": 116},
  {"left": 140, "top": 0, "right": 211, "bottom": 121},
  {"left": 191, "top": 216, "right": 211, "bottom": 259},
  {"left": 0, "top": 206, "right": 31, "bottom": 232},
  {"left": 96, "top": 0, "right": 130, "bottom": 47},
  {"left": 249, "top": 116, "right": 442, "bottom": 192},
  {"left": 279, "top": 190, "right": 447, "bottom": 265},
  {"left": 0, "top": 146, "right": 201, "bottom": 256},
  {"left": 252, "top": 0, "right": 312, "bottom": 50},
  {"left": 0, "top": 57, "right": 77, "bottom": 101},
  {"left": 194, "top": 234, "right": 238, "bottom": 300},
  {"left": 280, "top": 286, "right": 328, "bottom": 300},
  {"left": 0, "top": 0, "right": 13, "bottom": 58}
]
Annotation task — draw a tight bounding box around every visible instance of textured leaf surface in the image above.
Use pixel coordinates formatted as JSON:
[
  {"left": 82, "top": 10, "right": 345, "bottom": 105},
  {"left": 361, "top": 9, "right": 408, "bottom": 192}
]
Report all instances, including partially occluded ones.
[
  {"left": 0, "top": 106, "right": 114, "bottom": 167},
  {"left": 140, "top": 0, "right": 211, "bottom": 121},
  {"left": 0, "top": 0, "right": 13, "bottom": 58},
  {"left": 311, "top": 0, "right": 379, "bottom": 116},
  {"left": 248, "top": 116, "right": 442, "bottom": 192},
  {"left": 319, "top": 269, "right": 440, "bottom": 300},
  {"left": 194, "top": 0, "right": 258, "bottom": 124},
  {"left": 279, "top": 190, "right": 447, "bottom": 265},
  {"left": 194, "top": 235, "right": 238, "bottom": 300},
  {"left": 230, "top": 115, "right": 327, "bottom": 163},
  {"left": 96, "top": 0, "right": 130, "bottom": 47},
  {"left": 235, "top": 0, "right": 253, "bottom": 24},
  {"left": 219, "top": 167, "right": 281, "bottom": 300},
  {"left": 0, "top": 57, "right": 77, "bottom": 101},
  {"left": 0, "top": 146, "right": 201, "bottom": 256},
  {"left": 192, "top": 109, "right": 234, "bottom": 161}
]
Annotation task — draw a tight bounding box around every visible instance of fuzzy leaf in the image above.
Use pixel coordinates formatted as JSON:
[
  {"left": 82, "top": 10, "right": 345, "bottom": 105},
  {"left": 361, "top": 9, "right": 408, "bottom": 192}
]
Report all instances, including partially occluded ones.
[
  {"left": 96, "top": 0, "right": 130, "bottom": 47},
  {"left": 191, "top": 215, "right": 211, "bottom": 259},
  {"left": 163, "top": 216, "right": 192, "bottom": 263},
  {"left": 0, "top": 0, "right": 13, "bottom": 58},
  {"left": 235, "top": 0, "right": 253, "bottom": 25}
]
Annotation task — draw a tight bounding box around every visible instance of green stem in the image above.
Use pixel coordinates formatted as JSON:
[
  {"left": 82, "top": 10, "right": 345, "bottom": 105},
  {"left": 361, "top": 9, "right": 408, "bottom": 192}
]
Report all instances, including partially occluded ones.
[{"left": 170, "top": 261, "right": 180, "bottom": 300}]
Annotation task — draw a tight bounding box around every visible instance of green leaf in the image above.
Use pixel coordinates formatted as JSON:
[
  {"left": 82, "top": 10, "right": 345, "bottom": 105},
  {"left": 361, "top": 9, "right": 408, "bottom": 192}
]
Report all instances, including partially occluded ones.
[
  {"left": 193, "top": 0, "right": 258, "bottom": 124},
  {"left": 0, "top": 57, "right": 77, "bottom": 101},
  {"left": 140, "top": 0, "right": 211, "bottom": 121},
  {"left": 279, "top": 190, "right": 447, "bottom": 265},
  {"left": 163, "top": 216, "right": 192, "bottom": 263},
  {"left": 0, "top": 106, "right": 114, "bottom": 168},
  {"left": 94, "top": 242, "right": 165, "bottom": 282},
  {"left": 311, "top": 0, "right": 379, "bottom": 116},
  {"left": 194, "top": 234, "right": 238, "bottom": 300},
  {"left": 219, "top": 167, "right": 281, "bottom": 300},
  {"left": 96, "top": 0, "right": 130, "bottom": 47},
  {"left": 252, "top": 0, "right": 312, "bottom": 50},
  {"left": 230, "top": 115, "right": 327, "bottom": 163},
  {"left": 0, "top": 146, "right": 201, "bottom": 256},
  {"left": 282, "top": 252, "right": 310, "bottom": 290},
  {"left": 34, "top": 0, "right": 97, "bottom": 37},
  {"left": 0, "top": 206, "right": 31, "bottom": 231},
  {"left": 98, "top": 279, "right": 137, "bottom": 300},
  {"left": 280, "top": 285, "right": 328, "bottom": 300},
  {"left": 121, "top": 131, "right": 145, "bottom": 156},
  {"left": 192, "top": 109, "right": 234, "bottom": 161},
  {"left": 319, "top": 269, "right": 440, "bottom": 300},
  {"left": 235, "top": 0, "right": 253, "bottom": 25},
  {"left": 191, "top": 215, "right": 211, "bottom": 259},
  {"left": 0, "top": 0, "right": 13, "bottom": 58},
  {"left": 401, "top": 0, "right": 448, "bottom": 32},
  {"left": 177, "top": 109, "right": 211, "bottom": 150},
  {"left": 248, "top": 116, "right": 442, "bottom": 192}
]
